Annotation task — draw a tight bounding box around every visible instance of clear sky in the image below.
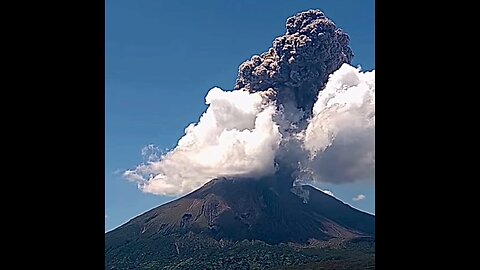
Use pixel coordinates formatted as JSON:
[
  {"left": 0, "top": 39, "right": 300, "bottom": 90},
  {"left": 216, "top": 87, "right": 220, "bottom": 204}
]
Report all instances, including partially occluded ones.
[{"left": 105, "top": 0, "right": 375, "bottom": 232}]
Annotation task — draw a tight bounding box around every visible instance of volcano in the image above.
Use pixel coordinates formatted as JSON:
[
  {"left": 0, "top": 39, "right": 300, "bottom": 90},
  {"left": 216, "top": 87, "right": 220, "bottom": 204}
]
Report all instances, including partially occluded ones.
[
  {"left": 106, "top": 9, "right": 375, "bottom": 270},
  {"left": 105, "top": 173, "right": 375, "bottom": 269}
]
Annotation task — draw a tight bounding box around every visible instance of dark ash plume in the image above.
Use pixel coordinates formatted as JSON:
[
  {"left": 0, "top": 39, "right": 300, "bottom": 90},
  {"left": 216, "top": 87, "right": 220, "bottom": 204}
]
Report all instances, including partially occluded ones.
[{"left": 234, "top": 10, "right": 353, "bottom": 117}]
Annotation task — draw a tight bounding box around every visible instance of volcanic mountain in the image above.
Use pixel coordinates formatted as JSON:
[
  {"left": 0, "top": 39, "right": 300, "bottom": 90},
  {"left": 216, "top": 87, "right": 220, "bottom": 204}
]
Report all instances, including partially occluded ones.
[{"left": 105, "top": 173, "right": 375, "bottom": 269}]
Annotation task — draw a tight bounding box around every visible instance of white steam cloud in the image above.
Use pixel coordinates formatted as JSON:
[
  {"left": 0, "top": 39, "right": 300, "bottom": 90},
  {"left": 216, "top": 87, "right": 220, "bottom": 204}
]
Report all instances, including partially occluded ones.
[
  {"left": 352, "top": 194, "right": 366, "bottom": 201},
  {"left": 124, "top": 63, "right": 374, "bottom": 196},
  {"left": 124, "top": 88, "right": 281, "bottom": 196},
  {"left": 298, "top": 64, "right": 375, "bottom": 184}
]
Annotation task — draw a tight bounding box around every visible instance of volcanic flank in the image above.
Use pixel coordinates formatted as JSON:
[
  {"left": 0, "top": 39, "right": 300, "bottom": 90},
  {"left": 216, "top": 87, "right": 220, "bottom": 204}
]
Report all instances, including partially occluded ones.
[
  {"left": 107, "top": 9, "right": 375, "bottom": 270},
  {"left": 107, "top": 175, "right": 374, "bottom": 244},
  {"left": 106, "top": 174, "right": 375, "bottom": 269}
]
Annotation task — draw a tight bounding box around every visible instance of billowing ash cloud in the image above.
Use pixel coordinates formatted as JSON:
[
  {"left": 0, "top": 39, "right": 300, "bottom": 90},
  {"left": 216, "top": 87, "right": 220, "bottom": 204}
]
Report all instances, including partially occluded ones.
[
  {"left": 124, "top": 88, "right": 281, "bottom": 196},
  {"left": 235, "top": 9, "right": 353, "bottom": 118},
  {"left": 123, "top": 10, "right": 374, "bottom": 196}
]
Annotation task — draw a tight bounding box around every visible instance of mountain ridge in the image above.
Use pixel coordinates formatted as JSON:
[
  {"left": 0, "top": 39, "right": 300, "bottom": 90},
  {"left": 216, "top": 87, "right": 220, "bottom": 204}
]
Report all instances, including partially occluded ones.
[
  {"left": 105, "top": 175, "right": 374, "bottom": 269},
  {"left": 106, "top": 175, "right": 374, "bottom": 245}
]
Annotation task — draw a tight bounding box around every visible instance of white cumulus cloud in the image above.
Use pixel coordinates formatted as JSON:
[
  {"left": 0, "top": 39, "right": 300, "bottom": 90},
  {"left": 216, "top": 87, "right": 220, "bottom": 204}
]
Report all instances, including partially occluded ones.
[
  {"left": 124, "top": 87, "right": 282, "bottom": 196},
  {"left": 298, "top": 63, "right": 375, "bottom": 184}
]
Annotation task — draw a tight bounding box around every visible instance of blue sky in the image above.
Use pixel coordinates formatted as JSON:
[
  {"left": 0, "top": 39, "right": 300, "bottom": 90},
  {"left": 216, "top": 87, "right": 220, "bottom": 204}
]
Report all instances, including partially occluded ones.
[{"left": 105, "top": 0, "right": 375, "bottom": 232}]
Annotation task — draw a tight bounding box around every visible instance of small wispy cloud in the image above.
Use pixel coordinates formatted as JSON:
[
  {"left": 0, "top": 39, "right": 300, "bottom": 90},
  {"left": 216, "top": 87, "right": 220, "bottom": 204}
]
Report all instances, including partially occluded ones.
[
  {"left": 321, "top": 190, "right": 334, "bottom": 197},
  {"left": 112, "top": 169, "right": 123, "bottom": 175},
  {"left": 141, "top": 144, "right": 161, "bottom": 162},
  {"left": 352, "top": 194, "right": 366, "bottom": 201}
]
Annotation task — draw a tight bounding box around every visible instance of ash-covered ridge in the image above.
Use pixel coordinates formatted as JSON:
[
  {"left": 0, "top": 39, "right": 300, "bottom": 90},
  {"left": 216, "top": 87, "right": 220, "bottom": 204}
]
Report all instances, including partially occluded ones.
[{"left": 234, "top": 10, "right": 353, "bottom": 117}]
